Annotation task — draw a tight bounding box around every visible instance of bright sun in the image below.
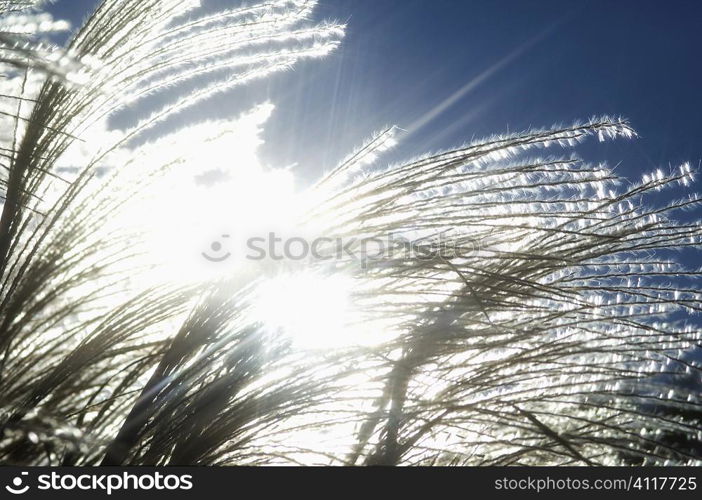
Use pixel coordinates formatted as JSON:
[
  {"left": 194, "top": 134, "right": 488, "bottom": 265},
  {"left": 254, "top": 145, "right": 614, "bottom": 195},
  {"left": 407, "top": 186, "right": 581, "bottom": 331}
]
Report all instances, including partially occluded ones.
[
  {"left": 252, "top": 273, "right": 355, "bottom": 350},
  {"left": 121, "top": 103, "right": 360, "bottom": 351}
]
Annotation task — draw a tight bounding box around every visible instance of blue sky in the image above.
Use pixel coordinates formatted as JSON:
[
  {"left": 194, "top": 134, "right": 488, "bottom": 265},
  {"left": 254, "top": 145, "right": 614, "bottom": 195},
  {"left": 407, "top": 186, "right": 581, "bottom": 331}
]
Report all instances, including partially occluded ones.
[{"left": 49, "top": 0, "right": 702, "bottom": 185}]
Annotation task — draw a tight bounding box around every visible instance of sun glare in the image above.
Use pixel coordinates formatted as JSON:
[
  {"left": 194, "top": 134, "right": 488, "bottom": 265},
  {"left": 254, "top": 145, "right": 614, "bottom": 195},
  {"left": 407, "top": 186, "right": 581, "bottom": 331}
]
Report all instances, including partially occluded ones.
[
  {"left": 252, "top": 273, "right": 356, "bottom": 350},
  {"left": 119, "top": 104, "right": 302, "bottom": 285},
  {"left": 116, "top": 104, "right": 364, "bottom": 351}
]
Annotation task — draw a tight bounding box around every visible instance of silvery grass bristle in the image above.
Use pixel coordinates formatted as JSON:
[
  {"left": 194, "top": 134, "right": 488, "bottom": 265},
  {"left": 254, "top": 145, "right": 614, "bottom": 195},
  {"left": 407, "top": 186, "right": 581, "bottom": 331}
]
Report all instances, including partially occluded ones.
[{"left": 0, "top": 0, "right": 701, "bottom": 466}]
